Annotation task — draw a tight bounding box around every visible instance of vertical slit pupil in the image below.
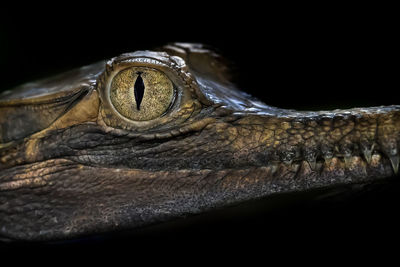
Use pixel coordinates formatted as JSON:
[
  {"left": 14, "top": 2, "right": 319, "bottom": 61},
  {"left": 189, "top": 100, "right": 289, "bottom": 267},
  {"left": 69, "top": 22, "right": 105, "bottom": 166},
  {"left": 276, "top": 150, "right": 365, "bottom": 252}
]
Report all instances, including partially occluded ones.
[{"left": 134, "top": 72, "right": 145, "bottom": 110}]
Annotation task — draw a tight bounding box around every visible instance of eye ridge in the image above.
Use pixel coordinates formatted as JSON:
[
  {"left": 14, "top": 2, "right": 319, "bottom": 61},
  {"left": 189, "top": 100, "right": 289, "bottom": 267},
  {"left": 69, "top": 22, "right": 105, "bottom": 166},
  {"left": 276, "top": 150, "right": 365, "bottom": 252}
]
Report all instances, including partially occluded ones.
[{"left": 134, "top": 71, "right": 145, "bottom": 110}]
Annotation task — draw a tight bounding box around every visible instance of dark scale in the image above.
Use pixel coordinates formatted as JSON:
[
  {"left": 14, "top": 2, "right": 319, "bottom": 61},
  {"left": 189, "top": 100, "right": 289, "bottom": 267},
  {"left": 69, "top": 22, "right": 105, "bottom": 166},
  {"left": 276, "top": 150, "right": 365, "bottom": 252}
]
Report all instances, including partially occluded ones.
[{"left": 134, "top": 72, "right": 145, "bottom": 110}]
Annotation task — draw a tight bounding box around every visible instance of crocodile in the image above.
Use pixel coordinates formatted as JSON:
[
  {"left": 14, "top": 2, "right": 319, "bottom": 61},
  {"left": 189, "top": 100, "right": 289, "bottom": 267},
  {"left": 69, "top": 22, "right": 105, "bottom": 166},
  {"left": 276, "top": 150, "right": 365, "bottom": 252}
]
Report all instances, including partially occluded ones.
[{"left": 0, "top": 43, "right": 399, "bottom": 242}]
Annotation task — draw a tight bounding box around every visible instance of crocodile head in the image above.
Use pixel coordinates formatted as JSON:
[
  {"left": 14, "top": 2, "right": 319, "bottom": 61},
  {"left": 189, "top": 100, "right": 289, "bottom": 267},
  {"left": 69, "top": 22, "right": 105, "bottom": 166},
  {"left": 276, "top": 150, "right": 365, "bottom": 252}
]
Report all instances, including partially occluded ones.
[{"left": 0, "top": 43, "right": 399, "bottom": 241}]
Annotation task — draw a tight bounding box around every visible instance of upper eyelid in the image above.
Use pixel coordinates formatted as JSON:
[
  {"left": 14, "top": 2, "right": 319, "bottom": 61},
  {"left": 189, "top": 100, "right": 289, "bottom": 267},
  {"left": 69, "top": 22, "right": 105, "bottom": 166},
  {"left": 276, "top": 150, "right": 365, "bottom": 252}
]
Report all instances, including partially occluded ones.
[{"left": 99, "top": 53, "right": 200, "bottom": 104}]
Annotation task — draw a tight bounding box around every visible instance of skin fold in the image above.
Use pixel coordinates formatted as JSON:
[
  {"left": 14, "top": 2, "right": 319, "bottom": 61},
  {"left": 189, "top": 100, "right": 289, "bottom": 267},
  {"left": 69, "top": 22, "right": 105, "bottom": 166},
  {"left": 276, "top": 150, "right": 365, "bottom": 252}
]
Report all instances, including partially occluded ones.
[{"left": 0, "top": 43, "right": 399, "bottom": 241}]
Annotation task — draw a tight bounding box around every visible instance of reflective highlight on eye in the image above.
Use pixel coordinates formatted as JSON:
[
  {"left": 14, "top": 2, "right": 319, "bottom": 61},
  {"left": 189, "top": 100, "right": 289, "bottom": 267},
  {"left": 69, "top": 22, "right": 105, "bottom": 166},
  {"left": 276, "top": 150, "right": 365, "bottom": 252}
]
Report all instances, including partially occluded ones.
[{"left": 110, "top": 67, "right": 174, "bottom": 121}]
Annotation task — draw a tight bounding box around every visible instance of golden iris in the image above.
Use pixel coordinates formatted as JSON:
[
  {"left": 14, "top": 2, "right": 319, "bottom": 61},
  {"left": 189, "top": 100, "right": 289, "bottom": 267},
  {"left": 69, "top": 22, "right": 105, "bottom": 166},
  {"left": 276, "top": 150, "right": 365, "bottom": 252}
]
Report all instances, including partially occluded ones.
[{"left": 110, "top": 67, "right": 174, "bottom": 121}]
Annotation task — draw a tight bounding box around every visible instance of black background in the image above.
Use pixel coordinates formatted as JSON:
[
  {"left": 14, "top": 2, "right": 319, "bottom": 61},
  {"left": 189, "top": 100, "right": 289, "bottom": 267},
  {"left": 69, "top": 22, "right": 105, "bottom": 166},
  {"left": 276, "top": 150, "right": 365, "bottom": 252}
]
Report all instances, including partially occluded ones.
[{"left": 1, "top": 5, "right": 399, "bottom": 259}]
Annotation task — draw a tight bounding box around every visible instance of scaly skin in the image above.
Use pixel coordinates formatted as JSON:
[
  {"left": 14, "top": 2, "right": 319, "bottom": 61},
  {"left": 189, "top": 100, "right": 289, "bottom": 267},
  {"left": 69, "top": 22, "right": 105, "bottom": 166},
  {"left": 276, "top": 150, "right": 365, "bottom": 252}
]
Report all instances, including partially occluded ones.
[{"left": 0, "top": 43, "right": 399, "bottom": 241}]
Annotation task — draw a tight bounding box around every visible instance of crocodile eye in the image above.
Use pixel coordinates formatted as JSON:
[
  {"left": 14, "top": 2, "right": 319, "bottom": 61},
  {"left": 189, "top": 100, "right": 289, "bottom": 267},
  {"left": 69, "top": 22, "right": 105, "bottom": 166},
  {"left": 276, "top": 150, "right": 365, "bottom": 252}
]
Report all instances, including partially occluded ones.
[{"left": 110, "top": 67, "right": 175, "bottom": 121}]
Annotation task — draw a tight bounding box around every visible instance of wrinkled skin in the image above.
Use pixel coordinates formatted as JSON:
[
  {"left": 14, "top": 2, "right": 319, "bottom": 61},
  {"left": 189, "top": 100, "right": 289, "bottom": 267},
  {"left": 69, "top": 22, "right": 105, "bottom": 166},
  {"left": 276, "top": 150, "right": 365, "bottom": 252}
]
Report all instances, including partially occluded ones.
[{"left": 0, "top": 43, "right": 399, "bottom": 241}]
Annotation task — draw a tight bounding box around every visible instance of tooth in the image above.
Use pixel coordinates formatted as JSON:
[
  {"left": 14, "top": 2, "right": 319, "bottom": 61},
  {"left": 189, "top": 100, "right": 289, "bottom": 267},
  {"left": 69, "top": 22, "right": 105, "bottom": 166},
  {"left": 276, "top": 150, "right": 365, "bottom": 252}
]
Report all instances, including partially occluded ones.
[
  {"left": 321, "top": 145, "right": 333, "bottom": 166},
  {"left": 279, "top": 149, "right": 297, "bottom": 167},
  {"left": 381, "top": 142, "right": 399, "bottom": 175},
  {"left": 307, "top": 159, "right": 316, "bottom": 171},
  {"left": 363, "top": 149, "right": 372, "bottom": 164},
  {"left": 304, "top": 148, "right": 318, "bottom": 171},
  {"left": 304, "top": 152, "right": 317, "bottom": 170},
  {"left": 344, "top": 156, "right": 352, "bottom": 168},
  {"left": 389, "top": 155, "right": 399, "bottom": 175},
  {"left": 361, "top": 143, "right": 374, "bottom": 164}
]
